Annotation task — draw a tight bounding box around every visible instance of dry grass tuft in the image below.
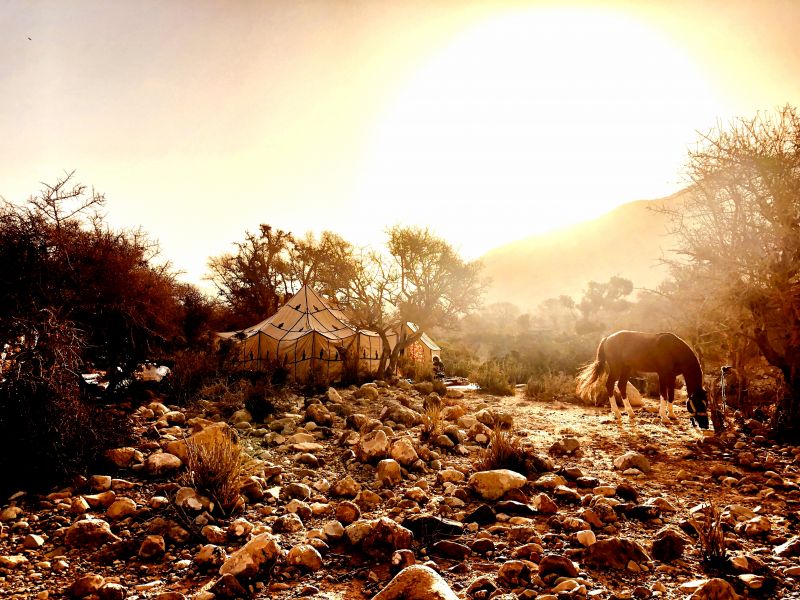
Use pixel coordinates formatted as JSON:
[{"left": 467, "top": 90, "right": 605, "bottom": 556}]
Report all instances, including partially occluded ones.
[
  {"left": 688, "top": 500, "right": 727, "bottom": 570},
  {"left": 420, "top": 401, "right": 444, "bottom": 441},
  {"left": 475, "top": 426, "right": 527, "bottom": 473},
  {"left": 180, "top": 430, "right": 261, "bottom": 515}
]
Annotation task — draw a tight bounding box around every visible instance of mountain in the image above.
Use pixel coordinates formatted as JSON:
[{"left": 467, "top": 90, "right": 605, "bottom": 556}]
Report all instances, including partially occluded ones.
[{"left": 480, "top": 191, "right": 687, "bottom": 312}]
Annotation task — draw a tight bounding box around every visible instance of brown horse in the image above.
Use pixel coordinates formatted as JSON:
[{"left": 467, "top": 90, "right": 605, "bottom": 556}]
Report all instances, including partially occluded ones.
[{"left": 576, "top": 330, "right": 709, "bottom": 428}]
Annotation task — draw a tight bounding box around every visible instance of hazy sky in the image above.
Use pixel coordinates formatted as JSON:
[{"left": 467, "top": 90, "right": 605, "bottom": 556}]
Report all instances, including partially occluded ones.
[{"left": 2, "top": 0, "right": 799, "bottom": 286}]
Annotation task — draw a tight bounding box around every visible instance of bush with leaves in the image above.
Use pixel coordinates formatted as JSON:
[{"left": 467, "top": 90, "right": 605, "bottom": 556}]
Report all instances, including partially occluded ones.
[
  {"left": 525, "top": 371, "right": 575, "bottom": 402},
  {"left": 474, "top": 361, "right": 515, "bottom": 396}
]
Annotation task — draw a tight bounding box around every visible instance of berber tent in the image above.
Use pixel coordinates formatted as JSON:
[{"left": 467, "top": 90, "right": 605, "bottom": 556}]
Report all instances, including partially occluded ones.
[{"left": 217, "top": 285, "right": 382, "bottom": 382}]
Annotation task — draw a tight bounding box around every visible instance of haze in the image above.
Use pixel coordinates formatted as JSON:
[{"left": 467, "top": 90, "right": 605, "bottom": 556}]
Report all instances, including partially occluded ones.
[{"left": 2, "top": 0, "right": 799, "bottom": 285}]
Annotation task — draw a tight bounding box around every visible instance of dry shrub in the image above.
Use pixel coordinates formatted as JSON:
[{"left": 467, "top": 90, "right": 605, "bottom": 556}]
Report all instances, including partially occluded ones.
[
  {"left": 475, "top": 426, "right": 526, "bottom": 473},
  {"left": 474, "top": 361, "right": 514, "bottom": 396},
  {"left": 0, "top": 314, "right": 131, "bottom": 494},
  {"left": 525, "top": 371, "right": 574, "bottom": 402},
  {"left": 399, "top": 356, "right": 434, "bottom": 382},
  {"left": 198, "top": 378, "right": 249, "bottom": 417},
  {"left": 170, "top": 349, "right": 219, "bottom": 404},
  {"left": 181, "top": 429, "right": 260, "bottom": 515},
  {"left": 421, "top": 401, "right": 443, "bottom": 441},
  {"left": 688, "top": 501, "right": 727, "bottom": 571},
  {"left": 432, "top": 379, "right": 447, "bottom": 396}
]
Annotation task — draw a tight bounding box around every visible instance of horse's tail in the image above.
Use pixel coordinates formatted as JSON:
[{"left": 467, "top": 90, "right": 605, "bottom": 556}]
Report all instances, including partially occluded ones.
[{"left": 576, "top": 336, "right": 609, "bottom": 402}]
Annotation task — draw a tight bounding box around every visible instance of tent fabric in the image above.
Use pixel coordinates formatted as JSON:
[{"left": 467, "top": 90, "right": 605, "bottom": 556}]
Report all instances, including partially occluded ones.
[
  {"left": 390, "top": 322, "right": 441, "bottom": 366},
  {"left": 218, "top": 286, "right": 383, "bottom": 382}
]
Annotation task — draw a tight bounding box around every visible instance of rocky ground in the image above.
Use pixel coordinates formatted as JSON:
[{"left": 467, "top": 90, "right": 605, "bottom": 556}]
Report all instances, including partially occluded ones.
[{"left": 1, "top": 380, "right": 799, "bottom": 600}]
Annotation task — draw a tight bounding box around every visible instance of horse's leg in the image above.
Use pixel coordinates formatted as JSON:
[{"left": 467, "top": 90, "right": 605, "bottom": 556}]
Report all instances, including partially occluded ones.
[
  {"left": 606, "top": 369, "right": 623, "bottom": 422},
  {"left": 667, "top": 380, "right": 678, "bottom": 419},
  {"left": 617, "top": 367, "right": 636, "bottom": 422},
  {"left": 658, "top": 375, "right": 670, "bottom": 425}
]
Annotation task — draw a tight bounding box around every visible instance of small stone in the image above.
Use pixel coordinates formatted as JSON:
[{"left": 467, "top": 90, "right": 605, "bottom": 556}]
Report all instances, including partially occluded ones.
[
  {"left": 286, "top": 544, "right": 324, "bottom": 570},
  {"left": 139, "top": 534, "right": 166, "bottom": 560},
  {"left": 376, "top": 459, "right": 403, "bottom": 486},
  {"left": 67, "top": 574, "right": 105, "bottom": 598},
  {"left": 145, "top": 452, "right": 183, "bottom": 476},
  {"left": 106, "top": 497, "right": 137, "bottom": 519}
]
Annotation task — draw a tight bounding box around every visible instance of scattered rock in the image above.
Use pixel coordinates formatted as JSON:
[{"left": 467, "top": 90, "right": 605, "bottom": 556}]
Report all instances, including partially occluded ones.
[
  {"left": 469, "top": 469, "right": 527, "bottom": 501},
  {"left": 372, "top": 564, "right": 459, "bottom": 600},
  {"left": 219, "top": 532, "right": 281, "bottom": 579},
  {"left": 613, "top": 451, "right": 651, "bottom": 474}
]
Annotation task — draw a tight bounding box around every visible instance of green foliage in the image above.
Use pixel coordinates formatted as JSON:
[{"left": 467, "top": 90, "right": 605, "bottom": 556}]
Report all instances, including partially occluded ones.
[
  {"left": 0, "top": 174, "right": 194, "bottom": 491},
  {"left": 0, "top": 174, "right": 186, "bottom": 393},
  {"left": 439, "top": 340, "right": 479, "bottom": 378},
  {"left": 170, "top": 349, "right": 221, "bottom": 405},
  {"left": 208, "top": 225, "right": 357, "bottom": 330},
  {"left": 474, "top": 361, "right": 515, "bottom": 396},
  {"left": 398, "top": 356, "right": 434, "bottom": 382}
]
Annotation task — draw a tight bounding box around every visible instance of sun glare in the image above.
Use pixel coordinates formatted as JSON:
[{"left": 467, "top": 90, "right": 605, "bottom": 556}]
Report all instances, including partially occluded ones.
[{"left": 354, "top": 7, "right": 721, "bottom": 257}]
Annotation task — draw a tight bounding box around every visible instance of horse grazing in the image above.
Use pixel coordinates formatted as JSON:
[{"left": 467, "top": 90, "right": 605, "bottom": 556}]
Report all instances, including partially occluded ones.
[{"left": 576, "top": 330, "right": 709, "bottom": 429}]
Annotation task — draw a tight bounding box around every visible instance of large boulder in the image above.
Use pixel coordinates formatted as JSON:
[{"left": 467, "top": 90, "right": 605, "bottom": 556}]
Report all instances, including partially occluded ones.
[
  {"left": 351, "top": 517, "right": 414, "bottom": 559},
  {"left": 286, "top": 544, "right": 324, "bottom": 571},
  {"left": 469, "top": 469, "right": 527, "bottom": 501},
  {"left": 687, "top": 578, "right": 740, "bottom": 600},
  {"left": 145, "top": 452, "right": 183, "bottom": 477},
  {"left": 651, "top": 526, "right": 689, "bottom": 563},
  {"left": 305, "top": 402, "right": 333, "bottom": 426},
  {"left": 372, "top": 565, "right": 459, "bottom": 600}
]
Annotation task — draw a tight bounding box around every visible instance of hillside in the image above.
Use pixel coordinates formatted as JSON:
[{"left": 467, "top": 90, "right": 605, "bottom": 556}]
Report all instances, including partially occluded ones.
[{"left": 481, "top": 191, "right": 688, "bottom": 312}]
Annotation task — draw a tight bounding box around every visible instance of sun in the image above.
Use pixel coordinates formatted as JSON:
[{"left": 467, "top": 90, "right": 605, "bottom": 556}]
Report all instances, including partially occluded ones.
[{"left": 354, "top": 6, "right": 721, "bottom": 258}]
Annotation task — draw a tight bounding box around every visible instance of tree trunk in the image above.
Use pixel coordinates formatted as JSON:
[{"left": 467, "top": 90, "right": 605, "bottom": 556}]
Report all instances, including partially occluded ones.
[
  {"left": 386, "top": 327, "right": 426, "bottom": 376},
  {"left": 770, "top": 374, "right": 800, "bottom": 442}
]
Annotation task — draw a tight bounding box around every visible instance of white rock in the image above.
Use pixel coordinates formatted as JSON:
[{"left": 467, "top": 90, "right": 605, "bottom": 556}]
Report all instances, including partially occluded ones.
[{"left": 468, "top": 469, "right": 527, "bottom": 501}]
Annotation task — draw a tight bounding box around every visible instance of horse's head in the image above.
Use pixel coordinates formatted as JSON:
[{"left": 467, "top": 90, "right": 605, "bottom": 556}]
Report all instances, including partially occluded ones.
[{"left": 687, "top": 389, "right": 709, "bottom": 429}]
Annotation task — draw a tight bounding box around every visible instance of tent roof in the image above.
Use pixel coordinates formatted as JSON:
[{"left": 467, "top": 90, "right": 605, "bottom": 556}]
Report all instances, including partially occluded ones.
[
  {"left": 218, "top": 285, "right": 380, "bottom": 342},
  {"left": 406, "top": 322, "right": 441, "bottom": 351}
]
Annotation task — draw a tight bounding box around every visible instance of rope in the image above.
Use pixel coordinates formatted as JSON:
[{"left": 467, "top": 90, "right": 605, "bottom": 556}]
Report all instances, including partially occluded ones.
[{"left": 720, "top": 367, "right": 729, "bottom": 416}]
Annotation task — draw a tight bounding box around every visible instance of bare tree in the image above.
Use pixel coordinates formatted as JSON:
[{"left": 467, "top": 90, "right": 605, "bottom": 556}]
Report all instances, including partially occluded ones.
[
  {"left": 207, "top": 225, "right": 293, "bottom": 328},
  {"left": 665, "top": 106, "right": 800, "bottom": 439},
  {"left": 384, "top": 226, "right": 485, "bottom": 374},
  {"left": 344, "top": 249, "right": 400, "bottom": 375}
]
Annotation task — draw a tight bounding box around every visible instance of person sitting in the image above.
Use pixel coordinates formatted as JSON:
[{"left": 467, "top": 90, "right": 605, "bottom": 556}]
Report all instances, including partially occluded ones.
[{"left": 432, "top": 355, "right": 445, "bottom": 379}]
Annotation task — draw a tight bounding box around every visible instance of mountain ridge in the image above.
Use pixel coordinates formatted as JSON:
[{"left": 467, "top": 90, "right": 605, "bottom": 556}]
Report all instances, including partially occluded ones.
[{"left": 480, "top": 191, "right": 687, "bottom": 312}]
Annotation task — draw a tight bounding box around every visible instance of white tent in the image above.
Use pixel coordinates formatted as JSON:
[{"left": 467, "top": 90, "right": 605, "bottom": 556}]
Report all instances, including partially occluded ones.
[
  {"left": 218, "top": 286, "right": 383, "bottom": 382},
  {"left": 390, "top": 322, "right": 441, "bottom": 365}
]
